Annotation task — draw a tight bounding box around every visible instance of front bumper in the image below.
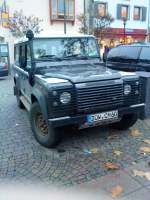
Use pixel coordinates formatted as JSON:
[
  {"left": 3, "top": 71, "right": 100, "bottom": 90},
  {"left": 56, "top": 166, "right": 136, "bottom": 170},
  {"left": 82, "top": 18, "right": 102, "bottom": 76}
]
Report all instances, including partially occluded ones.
[
  {"left": 48, "top": 103, "right": 145, "bottom": 128},
  {"left": 0, "top": 69, "right": 8, "bottom": 77}
]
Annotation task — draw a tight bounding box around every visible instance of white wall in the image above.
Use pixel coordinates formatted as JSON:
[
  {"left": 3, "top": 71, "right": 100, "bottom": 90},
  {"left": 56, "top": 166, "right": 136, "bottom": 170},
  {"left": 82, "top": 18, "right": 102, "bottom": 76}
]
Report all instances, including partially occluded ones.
[
  {"left": 0, "top": 0, "right": 84, "bottom": 63},
  {"left": 8, "top": 0, "right": 84, "bottom": 34},
  {"left": 94, "top": 0, "right": 149, "bottom": 30}
]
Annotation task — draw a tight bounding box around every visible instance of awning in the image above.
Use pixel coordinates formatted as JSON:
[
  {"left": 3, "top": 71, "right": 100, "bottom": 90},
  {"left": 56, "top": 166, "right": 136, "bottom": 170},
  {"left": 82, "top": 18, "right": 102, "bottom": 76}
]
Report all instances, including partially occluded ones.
[{"left": 102, "top": 28, "right": 147, "bottom": 40}]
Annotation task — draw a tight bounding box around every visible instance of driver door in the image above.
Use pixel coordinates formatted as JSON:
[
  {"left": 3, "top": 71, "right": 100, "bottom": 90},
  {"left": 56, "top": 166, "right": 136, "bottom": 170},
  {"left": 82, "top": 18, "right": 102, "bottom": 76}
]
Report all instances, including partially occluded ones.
[{"left": 23, "top": 43, "right": 32, "bottom": 104}]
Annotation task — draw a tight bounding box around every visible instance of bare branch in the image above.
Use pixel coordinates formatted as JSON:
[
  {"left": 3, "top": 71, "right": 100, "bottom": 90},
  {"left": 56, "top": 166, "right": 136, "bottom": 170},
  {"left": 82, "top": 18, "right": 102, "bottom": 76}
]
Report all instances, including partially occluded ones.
[{"left": 8, "top": 10, "right": 43, "bottom": 38}]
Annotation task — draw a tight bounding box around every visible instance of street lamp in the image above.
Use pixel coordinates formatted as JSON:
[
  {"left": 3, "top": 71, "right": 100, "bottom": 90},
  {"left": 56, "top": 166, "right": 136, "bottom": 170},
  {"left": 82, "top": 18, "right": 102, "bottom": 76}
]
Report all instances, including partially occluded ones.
[{"left": 123, "top": 17, "right": 127, "bottom": 44}]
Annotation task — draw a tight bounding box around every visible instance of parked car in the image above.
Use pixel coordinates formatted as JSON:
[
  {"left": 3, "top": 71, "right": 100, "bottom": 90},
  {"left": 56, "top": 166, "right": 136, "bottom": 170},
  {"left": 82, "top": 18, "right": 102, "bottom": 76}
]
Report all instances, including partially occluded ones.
[
  {"left": 106, "top": 43, "right": 150, "bottom": 72},
  {"left": 0, "top": 57, "right": 9, "bottom": 77},
  {"left": 0, "top": 43, "right": 9, "bottom": 77},
  {"left": 13, "top": 31, "right": 145, "bottom": 148}
]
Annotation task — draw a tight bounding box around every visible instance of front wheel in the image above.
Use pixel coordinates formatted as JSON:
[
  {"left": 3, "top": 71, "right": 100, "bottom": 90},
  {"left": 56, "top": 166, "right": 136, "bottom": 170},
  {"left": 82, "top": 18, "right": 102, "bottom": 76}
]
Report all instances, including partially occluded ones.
[
  {"left": 110, "top": 114, "right": 138, "bottom": 130},
  {"left": 30, "top": 102, "right": 61, "bottom": 148}
]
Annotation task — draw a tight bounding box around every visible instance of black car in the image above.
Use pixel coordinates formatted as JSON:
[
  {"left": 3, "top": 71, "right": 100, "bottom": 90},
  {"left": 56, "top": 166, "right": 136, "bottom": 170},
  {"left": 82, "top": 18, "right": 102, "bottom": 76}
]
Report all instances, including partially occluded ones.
[
  {"left": 13, "top": 31, "right": 145, "bottom": 148},
  {"left": 106, "top": 43, "right": 150, "bottom": 72}
]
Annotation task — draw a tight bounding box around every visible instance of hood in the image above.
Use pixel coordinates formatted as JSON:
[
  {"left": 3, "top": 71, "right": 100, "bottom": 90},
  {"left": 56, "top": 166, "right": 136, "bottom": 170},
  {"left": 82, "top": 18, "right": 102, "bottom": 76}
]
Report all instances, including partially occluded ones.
[{"left": 36, "top": 60, "right": 121, "bottom": 83}]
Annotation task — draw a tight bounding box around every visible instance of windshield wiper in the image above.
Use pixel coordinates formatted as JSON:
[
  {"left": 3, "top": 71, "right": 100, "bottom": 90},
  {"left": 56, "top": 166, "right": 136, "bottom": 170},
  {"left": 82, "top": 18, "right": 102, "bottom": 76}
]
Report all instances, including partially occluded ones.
[
  {"left": 63, "top": 54, "right": 91, "bottom": 60},
  {"left": 38, "top": 55, "right": 62, "bottom": 61}
]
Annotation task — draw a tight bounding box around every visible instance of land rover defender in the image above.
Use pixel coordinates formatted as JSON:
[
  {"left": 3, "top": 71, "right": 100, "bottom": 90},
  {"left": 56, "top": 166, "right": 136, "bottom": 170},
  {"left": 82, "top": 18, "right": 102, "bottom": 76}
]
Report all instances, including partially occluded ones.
[{"left": 13, "top": 31, "right": 145, "bottom": 148}]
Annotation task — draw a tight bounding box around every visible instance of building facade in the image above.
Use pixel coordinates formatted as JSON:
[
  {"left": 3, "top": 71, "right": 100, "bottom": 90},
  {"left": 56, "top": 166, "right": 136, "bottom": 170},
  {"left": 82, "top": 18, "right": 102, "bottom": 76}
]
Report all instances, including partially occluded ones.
[
  {"left": 0, "top": 0, "right": 84, "bottom": 63},
  {"left": 86, "top": 0, "right": 149, "bottom": 48}
]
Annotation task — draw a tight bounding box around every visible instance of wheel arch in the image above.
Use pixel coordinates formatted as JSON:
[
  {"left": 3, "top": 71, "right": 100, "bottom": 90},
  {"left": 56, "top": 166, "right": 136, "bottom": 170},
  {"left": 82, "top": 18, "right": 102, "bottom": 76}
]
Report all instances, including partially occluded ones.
[{"left": 31, "top": 89, "right": 48, "bottom": 122}]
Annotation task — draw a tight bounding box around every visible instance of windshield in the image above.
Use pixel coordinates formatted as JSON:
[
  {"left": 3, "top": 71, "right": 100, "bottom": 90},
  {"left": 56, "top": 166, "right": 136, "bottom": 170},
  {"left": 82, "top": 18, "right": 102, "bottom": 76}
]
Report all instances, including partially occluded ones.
[
  {"left": 107, "top": 46, "right": 141, "bottom": 62},
  {"left": 0, "top": 57, "right": 8, "bottom": 68},
  {"left": 0, "top": 57, "right": 8, "bottom": 64},
  {"left": 0, "top": 44, "right": 8, "bottom": 54},
  {"left": 33, "top": 38, "right": 99, "bottom": 61}
]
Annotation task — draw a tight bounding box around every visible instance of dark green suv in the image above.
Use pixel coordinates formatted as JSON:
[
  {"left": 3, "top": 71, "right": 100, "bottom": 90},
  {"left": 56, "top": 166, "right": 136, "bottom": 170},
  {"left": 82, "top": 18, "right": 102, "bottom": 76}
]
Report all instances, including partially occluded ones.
[{"left": 13, "top": 31, "right": 145, "bottom": 148}]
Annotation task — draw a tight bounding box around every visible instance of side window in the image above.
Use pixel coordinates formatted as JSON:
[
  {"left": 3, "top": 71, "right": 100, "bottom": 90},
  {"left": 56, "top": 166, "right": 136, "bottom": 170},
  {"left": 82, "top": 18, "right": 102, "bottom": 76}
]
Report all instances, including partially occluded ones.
[
  {"left": 26, "top": 44, "right": 31, "bottom": 70},
  {"left": 14, "top": 45, "right": 19, "bottom": 65},
  {"left": 19, "top": 45, "right": 26, "bottom": 69},
  {"left": 26, "top": 45, "right": 31, "bottom": 62},
  {"left": 139, "top": 47, "right": 150, "bottom": 63}
]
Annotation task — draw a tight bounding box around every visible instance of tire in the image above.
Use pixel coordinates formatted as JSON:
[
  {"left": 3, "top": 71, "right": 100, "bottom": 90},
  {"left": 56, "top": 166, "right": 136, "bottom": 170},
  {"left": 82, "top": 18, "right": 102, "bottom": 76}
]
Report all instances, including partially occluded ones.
[
  {"left": 110, "top": 114, "right": 138, "bottom": 130},
  {"left": 30, "top": 102, "right": 61, "bottom": 148},
  {"left": 16, "top": 89, "right": 25, "bottom": 109}
]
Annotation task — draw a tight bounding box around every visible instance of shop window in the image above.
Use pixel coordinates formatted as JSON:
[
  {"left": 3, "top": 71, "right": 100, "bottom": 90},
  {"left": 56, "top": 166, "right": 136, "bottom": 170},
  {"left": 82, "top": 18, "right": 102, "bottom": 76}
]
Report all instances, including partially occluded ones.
[
  {"left": 117, "top": 4, "right": 129, "bottom": 20},
  {"left": 50, "top": 0, "right": 75, "bottom": 22},
  {"left": 134, "top": 7, "right": 141, "bottom": 20},
  {"left": 97, "top": 3, "right": 107, "bottom": 17}
]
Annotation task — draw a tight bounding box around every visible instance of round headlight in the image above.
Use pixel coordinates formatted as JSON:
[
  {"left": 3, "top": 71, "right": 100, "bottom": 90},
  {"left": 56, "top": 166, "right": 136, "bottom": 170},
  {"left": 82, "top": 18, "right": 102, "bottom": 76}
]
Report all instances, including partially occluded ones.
[
  {"left": 60, "top": 92, "right": 71, "bottom": 104},
  {"left": 124, "top": 84, "right": 131, "bottom": 95}
]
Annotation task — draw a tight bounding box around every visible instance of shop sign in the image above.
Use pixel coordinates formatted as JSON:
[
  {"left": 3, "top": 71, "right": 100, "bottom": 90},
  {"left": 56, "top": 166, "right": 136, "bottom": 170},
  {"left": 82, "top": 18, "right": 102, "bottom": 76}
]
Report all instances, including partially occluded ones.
[{"left": 93, "top": 18, "right": 101, "bottom": 28}]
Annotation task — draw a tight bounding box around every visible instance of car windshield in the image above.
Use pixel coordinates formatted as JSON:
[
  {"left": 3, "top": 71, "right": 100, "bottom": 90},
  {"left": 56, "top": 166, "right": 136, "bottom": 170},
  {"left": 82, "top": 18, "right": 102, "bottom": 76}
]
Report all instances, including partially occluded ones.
[
  {"left": 107, "top": 46, "right": 141, "bottom": 62},
  {"left": 0, "top": 44, "right": 8, "bottom": 54},
  {"left": 33, "top": 38, "right": 99, "bottom": 61},
  {"left": 0, "top": 57, "right": 8, "bottom": 64}
]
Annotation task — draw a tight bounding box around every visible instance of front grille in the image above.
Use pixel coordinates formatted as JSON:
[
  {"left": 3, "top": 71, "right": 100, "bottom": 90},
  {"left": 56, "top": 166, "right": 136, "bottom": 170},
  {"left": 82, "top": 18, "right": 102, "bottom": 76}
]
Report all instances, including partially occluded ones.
[{"left": 76, "top": 82, "right": 123, "bottom": 113}]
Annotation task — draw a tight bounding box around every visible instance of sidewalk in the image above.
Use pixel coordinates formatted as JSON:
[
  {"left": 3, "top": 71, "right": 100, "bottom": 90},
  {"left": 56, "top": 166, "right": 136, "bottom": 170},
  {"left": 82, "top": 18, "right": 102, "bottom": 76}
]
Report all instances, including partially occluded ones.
[{"left": 76, "top": 159, "right": 150, "bottom": 199}]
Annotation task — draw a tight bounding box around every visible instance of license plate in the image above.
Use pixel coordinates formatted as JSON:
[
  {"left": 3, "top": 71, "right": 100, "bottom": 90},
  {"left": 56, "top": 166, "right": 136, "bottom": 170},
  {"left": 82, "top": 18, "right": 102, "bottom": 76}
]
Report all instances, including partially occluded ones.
[{"left": 87, "top": 110, "right": 118, "bottom": 124}]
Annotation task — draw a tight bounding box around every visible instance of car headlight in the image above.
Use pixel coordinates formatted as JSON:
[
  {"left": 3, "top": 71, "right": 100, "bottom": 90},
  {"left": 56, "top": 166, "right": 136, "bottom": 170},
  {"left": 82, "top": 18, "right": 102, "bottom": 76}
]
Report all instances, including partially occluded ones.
[
  {"left": 124, "top": 84, "right": 132, "bottom": 95},
  {"left": 60, "top": 92, "right": 71, "bottom": 104}
]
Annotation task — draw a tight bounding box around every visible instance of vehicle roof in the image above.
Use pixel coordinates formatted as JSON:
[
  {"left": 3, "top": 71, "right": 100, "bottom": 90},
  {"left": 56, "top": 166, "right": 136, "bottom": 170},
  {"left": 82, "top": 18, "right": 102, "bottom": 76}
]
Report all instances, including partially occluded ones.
[
  {"left": 116, "top": 42, "right": 150, "bottom": 48},
  {"left": 0, "top": 43, "right": 8, "bottom": 45},
  {"left": 15, "top": 34, "right": 95, "bottom": 45}
]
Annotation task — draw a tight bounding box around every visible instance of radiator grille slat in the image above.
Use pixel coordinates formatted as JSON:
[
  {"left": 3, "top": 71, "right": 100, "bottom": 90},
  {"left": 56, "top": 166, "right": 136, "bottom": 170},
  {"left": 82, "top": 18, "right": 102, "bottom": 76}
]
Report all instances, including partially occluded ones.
[{"left": 76, "top": 83, "right": 123, "bottom": 112}]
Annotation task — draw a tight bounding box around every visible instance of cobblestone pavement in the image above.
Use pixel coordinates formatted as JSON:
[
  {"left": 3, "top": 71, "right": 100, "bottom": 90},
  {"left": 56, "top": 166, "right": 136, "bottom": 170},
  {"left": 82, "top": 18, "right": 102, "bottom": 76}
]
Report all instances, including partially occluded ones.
[{"left": 0, "top": 77, "right": 150, "bottom": 188}]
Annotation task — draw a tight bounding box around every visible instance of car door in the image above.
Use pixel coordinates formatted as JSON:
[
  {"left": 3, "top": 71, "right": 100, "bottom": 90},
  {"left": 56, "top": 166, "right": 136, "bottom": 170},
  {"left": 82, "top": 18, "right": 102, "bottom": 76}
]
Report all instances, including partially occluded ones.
[
  {"left": 137, "top": 47, "right": 150, "bottom": 71},
  {"left": 18, "top": 44, "right": 28, "bottom": 99},
  {"left": 21, "top": 43, "right": 32, "bottom": 104},
  {"left": 14, "top": 44, "right": 26, "bottom": 95}
]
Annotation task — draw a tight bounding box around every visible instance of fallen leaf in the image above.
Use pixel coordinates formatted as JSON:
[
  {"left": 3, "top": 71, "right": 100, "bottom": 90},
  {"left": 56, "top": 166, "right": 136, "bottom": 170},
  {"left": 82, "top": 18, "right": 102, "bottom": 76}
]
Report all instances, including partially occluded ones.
[
  {"left": 110, "top": 185, "right": 123, "bottom": 198},
  {"left": 108, "top": 134, "right": 119, "bottom": 140},
  {"left": 143, "top": 139, "right": 150, "bottom": 145},
  {"left": 130, "top": 129, "right": 143, "bottom": 137},
  {"left": 140, "top": 147, "right": 150, "bottom": 153},
  {"left": 104, "top": 162, "right": 120, "bottom": 170},
  {"left": 132, "top": 161, "right": 137, "bottom": 165},
  {"left": 133, "top": 170, "right": 150, "bottom": 181},
  {"left": 83, "top": 149, "right": 92, "bottom": 154},
  {"left": 90, "top": 148, "right": 99, "bottom": 154},
  {"left": 113, "top": 150, "right": 122, "bottom": 156}
]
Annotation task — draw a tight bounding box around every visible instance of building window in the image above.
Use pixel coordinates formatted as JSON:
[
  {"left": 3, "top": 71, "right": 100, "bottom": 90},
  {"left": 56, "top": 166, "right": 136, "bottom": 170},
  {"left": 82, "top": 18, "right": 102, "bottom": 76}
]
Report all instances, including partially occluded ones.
[
  {"left": 134, "top": 7, "right": 147, "bottom": 21},
  {"left": 97, "top": 3, "right": 107, "bottom": 17},
  {"left": 117, "top": 4, "right": 129, "bottom": 20},
  {"left": 50, "top": 0, "right": 75, "bottom": 21},
  {"left": 134, "top": 7, "right": 141, "bottom": 20},
  {"left": 121, "top": 5, "right": 128, "bottom": 18}
]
